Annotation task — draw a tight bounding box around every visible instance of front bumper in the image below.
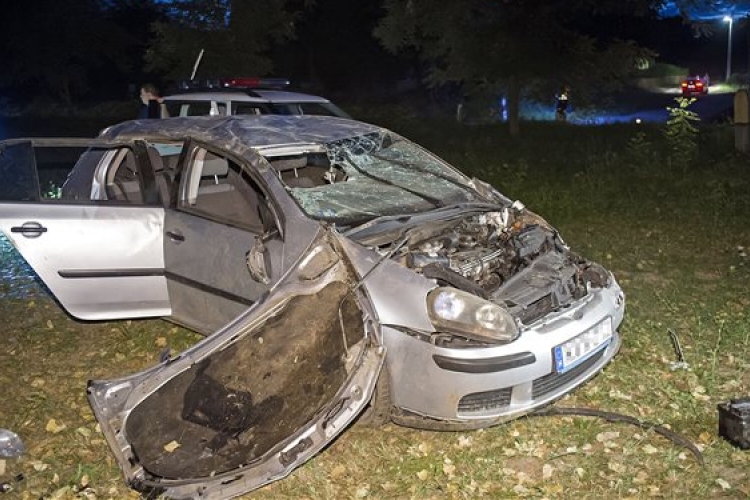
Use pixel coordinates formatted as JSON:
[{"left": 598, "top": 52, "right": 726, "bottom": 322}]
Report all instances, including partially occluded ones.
[{"left": 382, "top": 279, "right": 625, "bottom": 429}]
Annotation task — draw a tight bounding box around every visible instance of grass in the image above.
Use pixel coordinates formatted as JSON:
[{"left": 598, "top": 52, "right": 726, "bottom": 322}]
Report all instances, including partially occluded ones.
[{"left": 1, "top": 120, "right": 750, "bottom": 499}]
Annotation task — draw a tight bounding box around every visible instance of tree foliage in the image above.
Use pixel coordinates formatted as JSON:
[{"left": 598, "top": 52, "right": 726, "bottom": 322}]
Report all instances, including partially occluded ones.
[
  {"left": 0, "top": 0, "right": 168, "bottom": 103},
  {"left": 145, "top": 0, "right": 297, "bottom": 80},
  {"left": 0, "top": 0, "right": 112, "bottom": 103},
  {"left": 374, "top": 0, "right": 661, "bottom": 134},
  {"left": 104, "top": 0, "right": 170, "bottom": 78},
  {"left": 276, "top": 0, "right": 407, "bottom": 91}
]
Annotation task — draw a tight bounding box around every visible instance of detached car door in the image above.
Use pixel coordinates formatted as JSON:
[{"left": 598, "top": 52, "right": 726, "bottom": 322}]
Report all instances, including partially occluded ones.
[
  {"left": 88, "top": 229, "right": 384, "bottom": 500},
  {"left": 0, "top": 138, "right": 170, "bottom": 320}
]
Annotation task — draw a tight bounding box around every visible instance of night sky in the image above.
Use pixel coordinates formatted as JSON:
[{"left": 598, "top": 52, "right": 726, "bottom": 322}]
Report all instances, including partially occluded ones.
[{"left": 0, "top": 1, "right": 747, "bottom": 108}]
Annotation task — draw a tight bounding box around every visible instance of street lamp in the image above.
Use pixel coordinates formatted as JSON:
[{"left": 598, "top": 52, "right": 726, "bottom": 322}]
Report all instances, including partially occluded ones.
[{"left": 723, "top": 15, "right": 733, "bottom": 82}]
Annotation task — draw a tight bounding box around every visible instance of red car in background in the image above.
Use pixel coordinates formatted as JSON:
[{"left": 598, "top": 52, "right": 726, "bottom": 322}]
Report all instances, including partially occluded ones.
[{"left": 681, "top": 77, "right": 708, "bottom": 97}]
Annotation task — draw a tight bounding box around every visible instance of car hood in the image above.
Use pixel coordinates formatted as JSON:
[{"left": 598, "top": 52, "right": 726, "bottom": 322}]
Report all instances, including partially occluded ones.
[
  {"left": 87, "top": 229, "right": 384, "bottom": 499},
  {"left": 348, "top": 202, "right": 611, "bottom": 329}
]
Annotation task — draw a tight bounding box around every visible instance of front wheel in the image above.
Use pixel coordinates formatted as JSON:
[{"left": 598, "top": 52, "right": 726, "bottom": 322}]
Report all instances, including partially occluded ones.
[{"left": 356, "top": 369, "right": 392, "bottom": 427}]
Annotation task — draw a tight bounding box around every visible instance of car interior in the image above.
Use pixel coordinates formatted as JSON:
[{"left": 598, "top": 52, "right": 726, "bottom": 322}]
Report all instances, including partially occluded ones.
[
  {"left": 270, "top": 152, "right": 346, "bottom": 188},
  {"left": 183, "top": 149, "right": 267, "bottom": 233}
]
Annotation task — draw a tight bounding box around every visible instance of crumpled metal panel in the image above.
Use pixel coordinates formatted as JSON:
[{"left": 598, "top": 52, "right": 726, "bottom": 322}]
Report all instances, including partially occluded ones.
[
  {"left": 87, "top": 228, "right": 385, "bottom": 499},
  {"left": 102, "top": 116, "right": 480, "bottom": 226},
  {"left": 100, "top": 115, "right": 384, "bottom": 165}
]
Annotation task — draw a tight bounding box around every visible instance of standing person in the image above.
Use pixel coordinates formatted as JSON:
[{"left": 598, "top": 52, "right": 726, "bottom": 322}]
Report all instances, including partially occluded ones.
[
  {"left": 555, "top": 86, "right": 570, "bottom": 122},
  {"left": 138, "top": 83, "right": 169, "bottom": 119}
]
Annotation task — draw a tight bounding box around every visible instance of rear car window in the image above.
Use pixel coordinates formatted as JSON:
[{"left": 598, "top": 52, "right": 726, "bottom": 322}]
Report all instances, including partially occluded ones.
[
  {"left": 165, "top": 101, "right": 214, "bottom": 117},
  {"left": 231, "top": 103, "right": 265, "bottom": 115}
]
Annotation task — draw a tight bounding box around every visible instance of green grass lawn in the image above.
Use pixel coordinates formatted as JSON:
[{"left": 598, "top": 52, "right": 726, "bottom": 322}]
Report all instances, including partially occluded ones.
[{"left": 1, "top": 120, "right": 749, "bottom": 499}]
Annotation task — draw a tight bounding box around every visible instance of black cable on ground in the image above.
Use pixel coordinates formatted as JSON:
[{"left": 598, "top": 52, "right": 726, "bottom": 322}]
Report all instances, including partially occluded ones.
[{"left": 529, "top": 406, "right": 704, "bottom": 466}]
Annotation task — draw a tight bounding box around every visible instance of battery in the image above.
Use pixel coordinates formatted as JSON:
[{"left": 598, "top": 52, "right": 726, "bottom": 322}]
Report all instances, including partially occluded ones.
[{"left": 718, "top": 397, "right": 750, "bottom": 449}]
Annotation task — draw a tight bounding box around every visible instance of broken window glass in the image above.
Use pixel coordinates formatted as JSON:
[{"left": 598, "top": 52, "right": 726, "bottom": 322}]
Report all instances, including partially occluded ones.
[{"left": 275, "top": 132, "right": 480, "bottom": 226}]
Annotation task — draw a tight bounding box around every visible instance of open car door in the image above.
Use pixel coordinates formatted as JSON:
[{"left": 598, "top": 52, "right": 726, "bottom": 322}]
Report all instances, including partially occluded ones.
[
  {"left": 0, "top": 138, "right": 169, "bottom": 320},
  {"left": 88, "top": 229, "right": 384, "bottom": 499}
]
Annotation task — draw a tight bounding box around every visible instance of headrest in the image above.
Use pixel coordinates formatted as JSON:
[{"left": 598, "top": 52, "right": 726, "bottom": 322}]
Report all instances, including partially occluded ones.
[
  {"left": 202, "top": 157, "right": 229, "bottom": 177},
  {"left": 271, "top": 156, "right": 308, "bottom": 172}
]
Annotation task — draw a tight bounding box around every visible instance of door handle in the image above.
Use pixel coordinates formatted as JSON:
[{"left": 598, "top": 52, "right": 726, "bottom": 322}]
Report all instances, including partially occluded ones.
[
  {"left": 11, "top": 222, "right": 47, "bottom": 238},
  {"left": 166, "top": 230, "right": 185, "bottom": 242}
]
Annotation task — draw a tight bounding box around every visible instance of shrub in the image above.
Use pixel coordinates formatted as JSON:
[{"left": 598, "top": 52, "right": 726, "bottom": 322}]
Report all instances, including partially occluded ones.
[{"left": 663, "top": 97, "right": 700, "bottom": 169}]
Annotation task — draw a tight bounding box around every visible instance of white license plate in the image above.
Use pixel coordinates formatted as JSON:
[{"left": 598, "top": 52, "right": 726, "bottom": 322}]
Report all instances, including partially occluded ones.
[{"left": 553, "top": 318, "right": 613, "bottom": 373}]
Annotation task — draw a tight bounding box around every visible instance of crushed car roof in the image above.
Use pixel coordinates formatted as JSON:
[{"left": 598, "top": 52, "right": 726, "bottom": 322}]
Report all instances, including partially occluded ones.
[{"left": 101, "top": 115, "right": 381, "bottom": 150}]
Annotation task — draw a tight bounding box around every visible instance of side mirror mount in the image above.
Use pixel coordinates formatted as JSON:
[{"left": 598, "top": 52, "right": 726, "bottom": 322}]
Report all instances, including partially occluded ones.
[{"left": 245, "top": 230, "right": 278, "bottom": 285}]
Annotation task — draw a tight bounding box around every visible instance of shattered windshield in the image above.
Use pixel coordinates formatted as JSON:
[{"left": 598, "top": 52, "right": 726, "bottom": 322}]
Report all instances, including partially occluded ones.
[{"left": 270, "top": 131, "right": 481, "bottom": 226}]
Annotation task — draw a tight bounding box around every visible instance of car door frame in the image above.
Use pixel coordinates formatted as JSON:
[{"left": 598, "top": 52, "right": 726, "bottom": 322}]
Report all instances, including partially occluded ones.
[
  {"left": 0, "top": 137, "right": 170, "bottom": 320},
  {"left": 163, "top": 138, "right": 288, "bottom": 333}
]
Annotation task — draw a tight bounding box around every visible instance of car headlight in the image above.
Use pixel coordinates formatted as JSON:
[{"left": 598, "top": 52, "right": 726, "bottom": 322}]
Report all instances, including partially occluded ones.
[{"left": 426, "top": 287, "right": 519, "bottom": 343}]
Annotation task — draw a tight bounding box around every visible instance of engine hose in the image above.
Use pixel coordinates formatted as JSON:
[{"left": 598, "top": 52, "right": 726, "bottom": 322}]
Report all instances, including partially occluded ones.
[
  {"left": 422, "top": 263, "right": 490, "bottom": 300},
  {"left": 529, "top": 406, "right": 704, "bottom": 466}
]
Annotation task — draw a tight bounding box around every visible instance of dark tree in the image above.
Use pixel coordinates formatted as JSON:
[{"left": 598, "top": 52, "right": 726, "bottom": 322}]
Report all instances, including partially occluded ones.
[
  {"left": 0, "top": 0, "right": 114, "bottom": 104},
  {"left": 0, "top": 0, "right": 170, "bottom": 103},
  {"left": 274, "top": 0, "right": 409, "bottom": 93},
  {"left": 374, "top": 0, "right": 660, "bottom": 135},
  {"left": 103, "top": 0, "right": 170, "bottom": 91},
  {"left": 144, "top": 0, "right": 297, "bottom": 80}
]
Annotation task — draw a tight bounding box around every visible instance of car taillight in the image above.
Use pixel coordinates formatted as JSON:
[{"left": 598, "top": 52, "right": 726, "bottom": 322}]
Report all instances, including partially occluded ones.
[
  {"left": 681, "top": 83, "right": 688, "bottom": 87},
  {"left": 696, "top": 82, "right": 703, "bottom": 88}
]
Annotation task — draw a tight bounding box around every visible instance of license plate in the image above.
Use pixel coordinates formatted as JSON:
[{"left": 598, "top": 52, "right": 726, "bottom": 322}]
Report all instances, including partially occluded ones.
[{"left": 553, "top": 318, "right": 613, "bottom": 373}]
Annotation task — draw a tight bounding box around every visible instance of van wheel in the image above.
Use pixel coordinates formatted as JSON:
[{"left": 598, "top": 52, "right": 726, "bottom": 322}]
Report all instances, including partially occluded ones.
[{"left": 357, "top": 369, "right": 392, "bottom": 427}]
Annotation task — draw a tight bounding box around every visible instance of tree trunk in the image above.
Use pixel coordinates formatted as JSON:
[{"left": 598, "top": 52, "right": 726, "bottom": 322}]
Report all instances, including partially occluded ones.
[{"left": 507, "top": 74, "right": 520, "bottom": 137}]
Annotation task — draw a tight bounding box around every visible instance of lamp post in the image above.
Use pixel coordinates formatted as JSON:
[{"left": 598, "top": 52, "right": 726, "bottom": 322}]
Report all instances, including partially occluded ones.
[{"left": 723, "top": 15, "right": 733, "bottom": 82}]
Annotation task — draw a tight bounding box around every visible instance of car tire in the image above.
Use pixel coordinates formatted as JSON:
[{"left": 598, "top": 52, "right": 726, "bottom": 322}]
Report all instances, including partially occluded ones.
[{"left": 357, "top": 368, "right": 392, "bottom": 427}]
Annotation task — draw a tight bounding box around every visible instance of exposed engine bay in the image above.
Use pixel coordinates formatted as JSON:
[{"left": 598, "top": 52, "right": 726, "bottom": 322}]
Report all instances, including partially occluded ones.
[{"left": 393, "top": 208, "right": 610, "bottom": 325}]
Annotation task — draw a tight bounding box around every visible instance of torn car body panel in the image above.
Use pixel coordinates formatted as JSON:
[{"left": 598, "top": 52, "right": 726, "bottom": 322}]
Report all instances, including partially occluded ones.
[
  {"left": 87, "top": 229, "right": 384, "bottom": 499},
  {"left": 1, "top": 115, "right": 627, "bottom": 496},
  {"left": 338, "top": 204, "right": 625, "bottom": 426}
]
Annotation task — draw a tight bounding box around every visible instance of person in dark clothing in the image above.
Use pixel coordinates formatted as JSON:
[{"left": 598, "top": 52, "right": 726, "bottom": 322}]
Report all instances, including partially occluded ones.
[
  {"left": 138, "top": 83, "right": 169, "bottom": 119},
  {"left": 555, "top": 86, "right": 570, "bottom": 122}
]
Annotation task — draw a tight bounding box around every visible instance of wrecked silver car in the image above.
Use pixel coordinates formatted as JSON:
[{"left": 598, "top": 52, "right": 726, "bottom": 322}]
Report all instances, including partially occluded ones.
[{"left": 0, "top": 115, "right": 624, "bottom": 498}]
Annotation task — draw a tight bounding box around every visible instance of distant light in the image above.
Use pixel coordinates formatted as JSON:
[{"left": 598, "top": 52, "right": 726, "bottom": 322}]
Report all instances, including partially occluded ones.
[
  {"left": 635, "top": 118, "right": 642, "bottom": 124},
  {"left": 724, "top": 16, "right": 734, "bottom": 82},
  {"left": 177, "top": 77, "right": 291, "bottom": 90}
]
